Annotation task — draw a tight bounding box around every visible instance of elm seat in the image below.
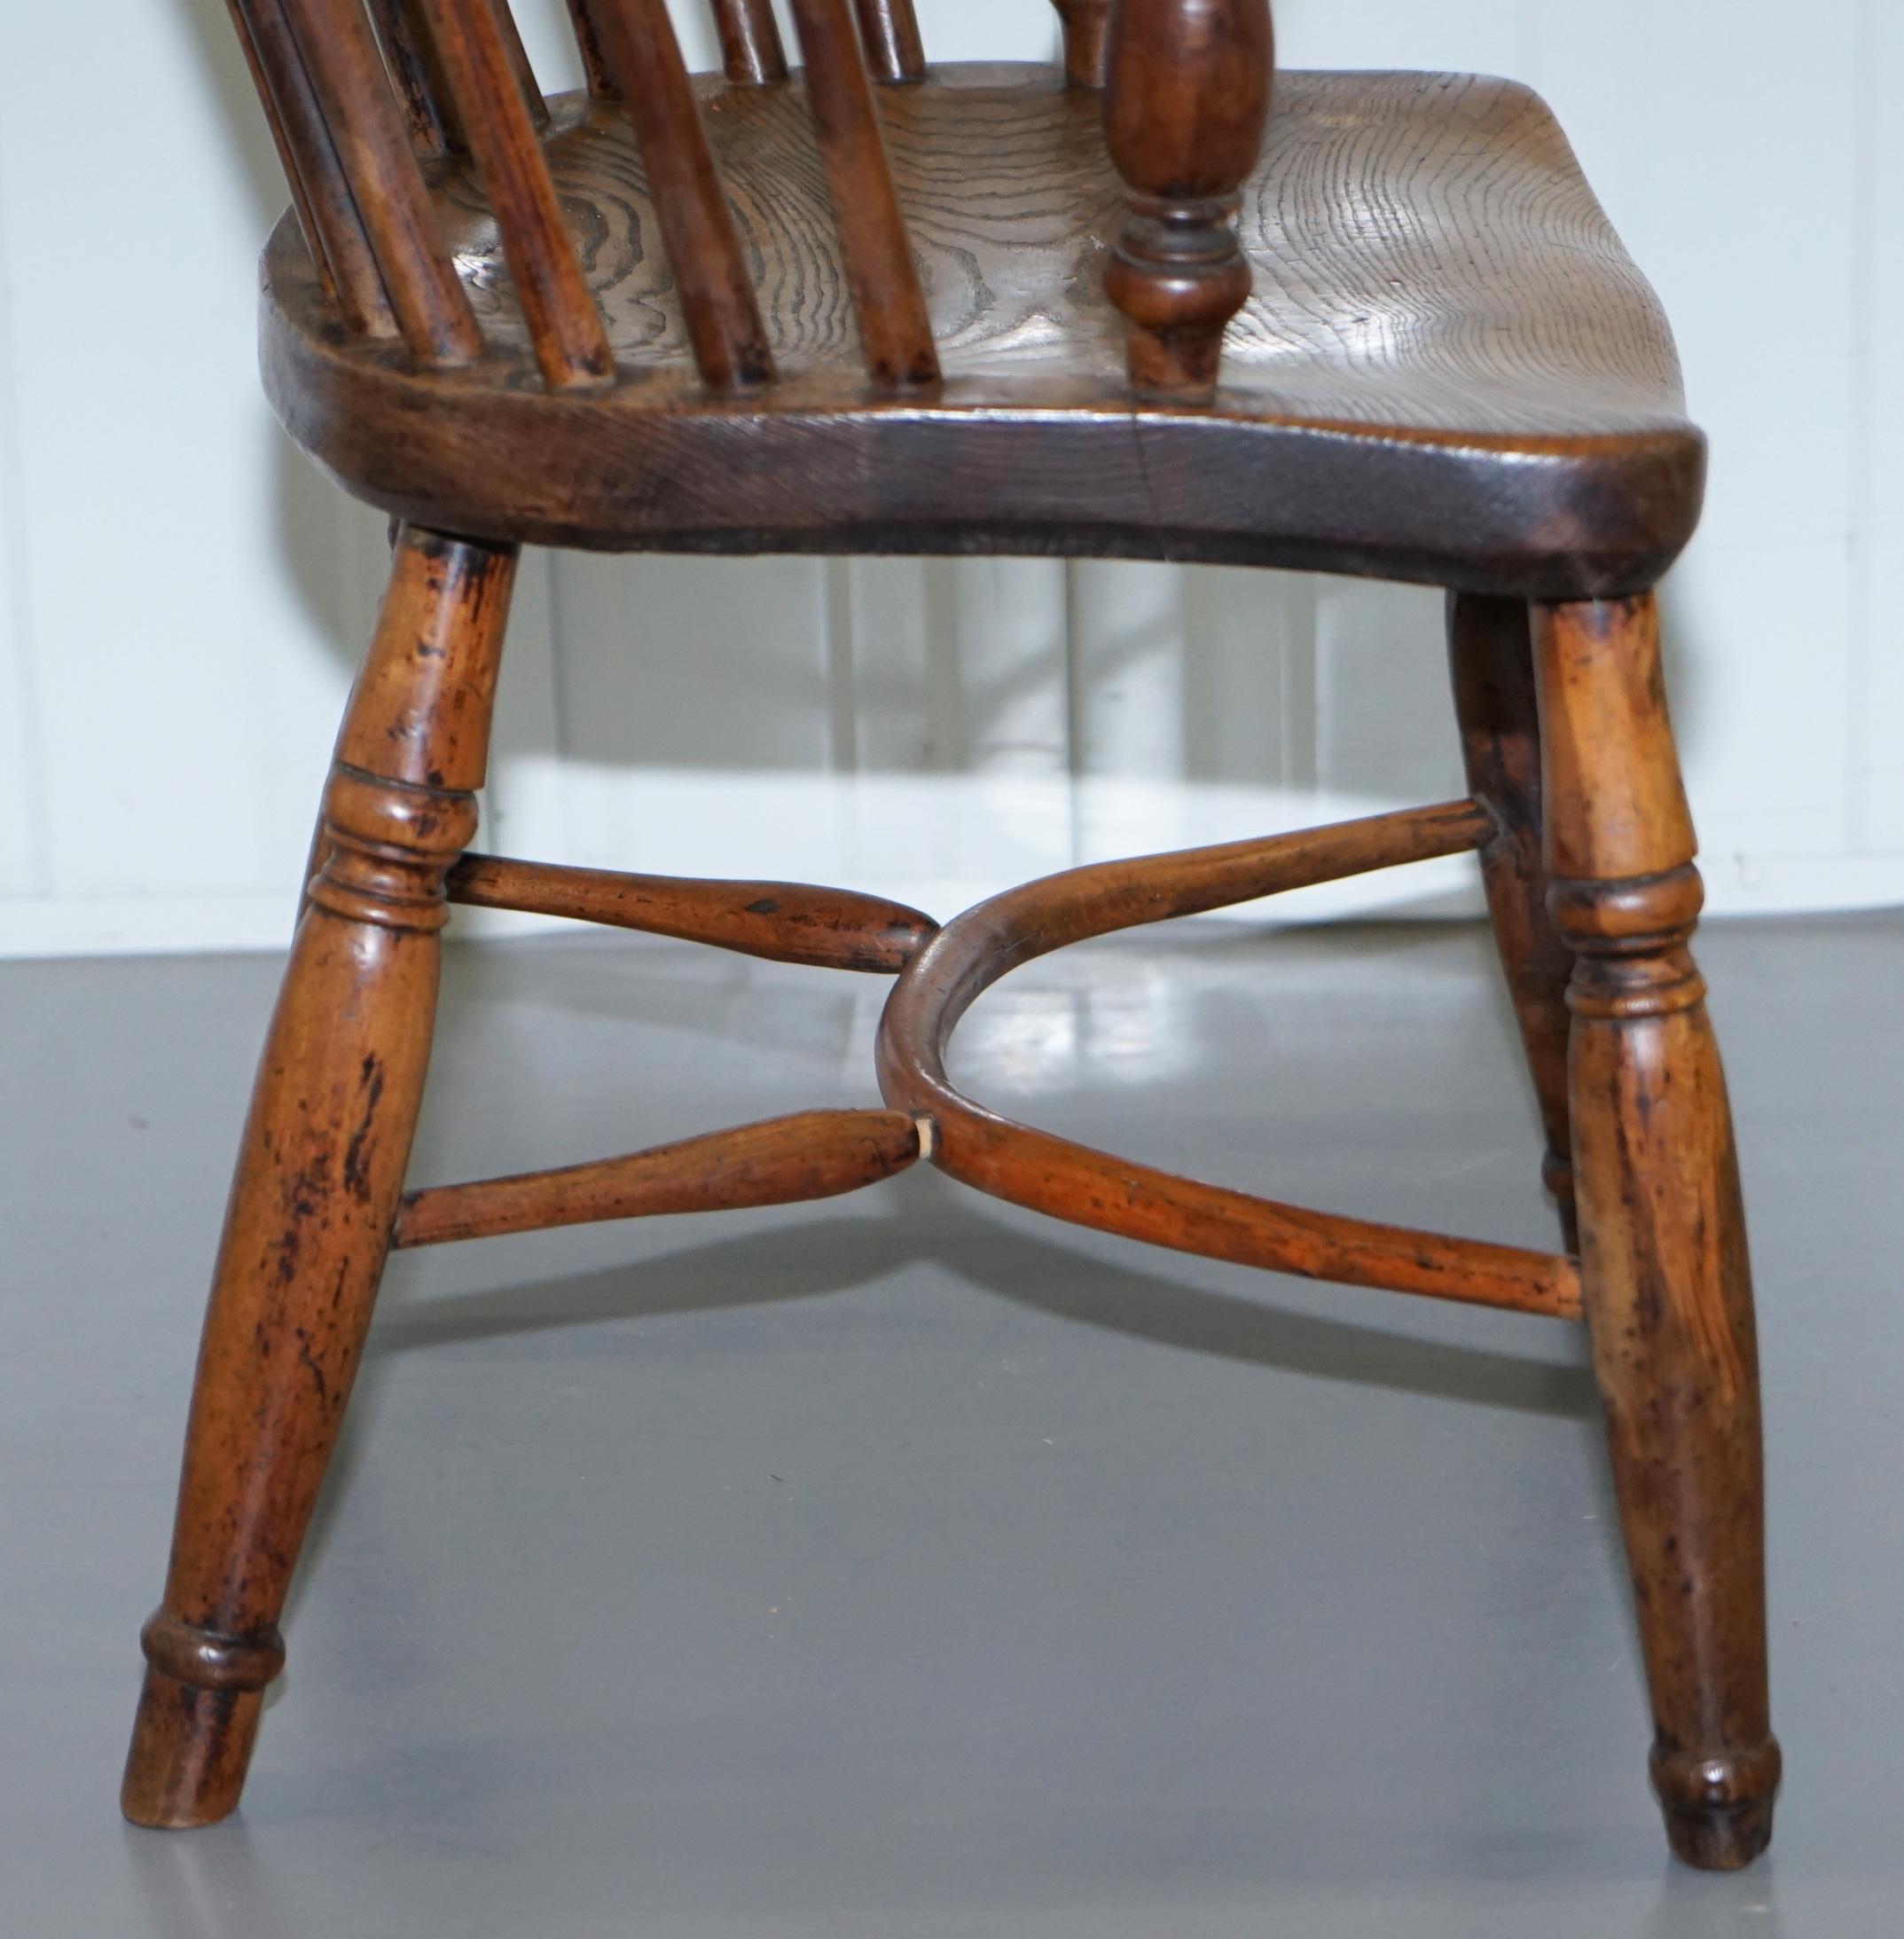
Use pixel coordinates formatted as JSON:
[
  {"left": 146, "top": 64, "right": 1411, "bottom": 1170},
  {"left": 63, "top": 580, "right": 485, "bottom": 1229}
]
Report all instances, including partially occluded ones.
[{"left": 266, "top": 65, "right": 1702, "bottom": 596}]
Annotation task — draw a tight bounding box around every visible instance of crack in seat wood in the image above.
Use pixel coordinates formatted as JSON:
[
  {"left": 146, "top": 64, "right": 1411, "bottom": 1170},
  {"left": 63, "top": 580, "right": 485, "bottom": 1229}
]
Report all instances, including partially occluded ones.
[
  {"left": 273, "top": 66, "right": 1701, "bottom": 593},
  {"left": 121, "top": 0, "right": 1777, "bottom": 1881}
]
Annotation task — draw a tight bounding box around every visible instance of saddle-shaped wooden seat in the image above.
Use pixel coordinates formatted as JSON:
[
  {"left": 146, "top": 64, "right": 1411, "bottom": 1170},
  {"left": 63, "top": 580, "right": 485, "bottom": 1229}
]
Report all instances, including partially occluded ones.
[{"left": 274, "top": 63, "right": 1698, "bottom": 593}]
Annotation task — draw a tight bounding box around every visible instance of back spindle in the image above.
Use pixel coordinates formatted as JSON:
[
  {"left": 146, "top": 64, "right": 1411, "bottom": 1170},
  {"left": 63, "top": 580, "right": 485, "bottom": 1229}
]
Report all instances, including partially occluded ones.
[
  {"left": 279, "top": 0, "right": 482, "bottom": 364},
  {"left": 1052, "top": 1, "right": 1109, "bottom": 88},
  {"left": 366, "top": 0, "right": 466, "bottom": 153},
  {"left": 1102, "top": 0, "right": 1272, "bottom": 400},
  {"left": 413, "top": 0, "right": 614, "bottom": 389},
  {"left": 563, "top": 0, "right": 620, "bottom": 97},
  {"left": 709, "top": 0, "right": 789, "bottom": 85},
  {"left": 589, "top": 0, "right": 777, "bottom": 388},
  {"left": 369, "top": 0, "right": 550, "bottom": 152},
  {"left": 491, "top": 0, "right": 553, "bottom": 130},
  {"left": 227, "top": 0, "right": 396, "bottom": 333},
  {"left": 850, "top": 0, "right": 926, "bottom": 83},
  {"left": 788, "top": 0, "right": 939, "bottom": 385}
]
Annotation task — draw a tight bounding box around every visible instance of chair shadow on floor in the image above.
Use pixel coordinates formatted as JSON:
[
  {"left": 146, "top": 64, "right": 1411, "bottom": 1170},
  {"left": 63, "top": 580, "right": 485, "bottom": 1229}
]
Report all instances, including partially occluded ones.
[{"left": 364, "top": 1187, "right": 1595, "bottom": 1418}]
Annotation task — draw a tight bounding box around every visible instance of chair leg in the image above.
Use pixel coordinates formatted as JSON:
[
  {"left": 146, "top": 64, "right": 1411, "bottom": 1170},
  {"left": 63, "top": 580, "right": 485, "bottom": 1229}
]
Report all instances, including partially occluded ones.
[
  {"left": 1532, "top": 593, "right": 1779, "bottom": 1870},
  {"left": 121, "top": 527, "right": 517, "bottom": 1828},
  {"left": 1446, "top": 592, "right": 1578, "bottom": 1248}
]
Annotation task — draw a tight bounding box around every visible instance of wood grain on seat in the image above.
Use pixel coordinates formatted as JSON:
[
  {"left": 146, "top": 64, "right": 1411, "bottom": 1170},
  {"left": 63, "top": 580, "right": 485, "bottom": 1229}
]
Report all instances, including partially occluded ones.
[{"left": 264, "top": 66, "right": 1702, "bottom": 596}]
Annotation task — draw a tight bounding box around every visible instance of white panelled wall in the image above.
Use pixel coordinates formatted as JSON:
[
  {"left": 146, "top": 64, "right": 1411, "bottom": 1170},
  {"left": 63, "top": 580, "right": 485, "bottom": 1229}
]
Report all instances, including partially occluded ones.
[{"left": 0, "top": 0, "right": 1897, "bottom": 955}]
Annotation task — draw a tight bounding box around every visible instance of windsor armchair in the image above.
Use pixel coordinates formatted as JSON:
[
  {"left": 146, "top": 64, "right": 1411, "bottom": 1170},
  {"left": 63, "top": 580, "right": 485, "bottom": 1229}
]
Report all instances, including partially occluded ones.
[{"left": 122, "top": 0, "right": 1778, "bottom": 1873}]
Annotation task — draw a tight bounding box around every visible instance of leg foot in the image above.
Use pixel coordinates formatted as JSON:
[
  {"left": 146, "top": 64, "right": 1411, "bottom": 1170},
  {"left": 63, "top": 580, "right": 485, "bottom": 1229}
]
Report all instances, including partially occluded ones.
[
  {"left": 1653, "top": 1742, "right": 1782, "bottom": 1870},
  {"left": 122, "top": 1671, "right": 265, "bottom": 1830}
]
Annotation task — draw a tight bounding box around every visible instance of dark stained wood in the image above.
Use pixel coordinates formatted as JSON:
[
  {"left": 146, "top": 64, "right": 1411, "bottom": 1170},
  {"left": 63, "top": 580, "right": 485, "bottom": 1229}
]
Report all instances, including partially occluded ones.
[
  {"left": 709, "top": 0, "right": 789, "bottom": 86},
  {"left": 787, "top": 0, "right": 940, "bottom": 386},
  {"left": 1532, "top": 594, "right": 1780, "bottom": 1870},
  {"left": 1447, "top": 593, "right": 1578, "bottom": 1248},
  {"left": 1103, "top": 0, "right": 1272, "bottom": 396},
  {"left": 876, "top": 799, "right": 1583, "bottom": 1320},
  {"left": 414, "top": 0, "right": 615, "bottom": 388},
  {"left": 373, "top": 0, "right": 549, "bottom": 146},
  {"left": 445, "top": 852, "right": 936, "bottom": 971},
  {"left": 490, "top": 0, "right": 552, "bottom": 130},
  {"left": 563, "top": 0, "right": 619, "bottom": 98},
  {"left": 1052, "top": 0, "right": 1110, "bottom": 88},
  {"left": 121, "top": 527, "right": 517, "bottom": 1829},
  {"left": 227, "top": 0, "right": 396, "bottom": 333},
  {"left": 366, "top": 0, "right": 466, "bottom": 154},
  {"left": 279, "top": 0, "right": 482, "bottom": 362},
  {"left": 395, "top": 1109, "right": 921, "bottom": 1246},
  {"left": 851, "top": 0, "right": 927, "bottom": 84},
  {"left": 588, "top": 0, "right": 777, "bottom": 387},
  {"left": 262, "top": 69, "right": 1704, "bottom": 594}
]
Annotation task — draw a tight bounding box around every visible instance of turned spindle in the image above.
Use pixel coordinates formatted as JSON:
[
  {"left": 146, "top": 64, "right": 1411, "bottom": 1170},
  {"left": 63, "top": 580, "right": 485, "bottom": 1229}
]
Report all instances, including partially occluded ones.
[
  {"left": 1532, "top": 594, "right": 1780, "bottom": 1870},
  {"left": 788, "top": 0, "right": 939, "bottom": 386},
  {"left": 121, "top": 529, "right": 516, "bottom": 1828},
  {"left": 590, "top": 0, "right": 777, "bottom": 388},
  {"left": 1053, "top": 1, "right": 1109, "bottom": 89},
  {"left": 280, "top": 0, "right": 482, "bottom": 364},
  {"left": 1102, "top": 0, "right": 1272, "bottom": 399},
  {"left": 710, "top": 0, "right": 788, "bottom": 85},
  {"left": 562, "top": 0, "right": 619, "bottom": 97},
  {"left": 1447, "top": 593, "right": 1578, "bottom": 1249},
  {"left": 850, "top": 0, "right": 926, "bottom": 83},
  {"left": 225, "top": 0, "right": 393, "bottom": 332}
]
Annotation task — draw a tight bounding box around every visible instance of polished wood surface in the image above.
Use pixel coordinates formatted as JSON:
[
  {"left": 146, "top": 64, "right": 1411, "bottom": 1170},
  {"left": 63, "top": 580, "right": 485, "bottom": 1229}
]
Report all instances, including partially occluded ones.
[
  {"left": 851, "top": 0, "right": 926, "bottom": 86},
  {"left": 225, "top": 0, "right": 393, "bottom": 332},
  {"left": 1447, "top": 592, "right": 1579, "bottom": 1247},
  {"left": 1053, "top": 0, "right": 1110, "bottom": 89},
  {"left": 395, "top": 1108, "right": 920, "bottom": 1247},
  {"left": 277, "top": 0, "right": 482, "bottom": 362},
  {"left": 1103, "top": 0, "right": 1272, "bottom": 398},
  {"left": 586, "top": 0, "right": 776, "bottom": 388},
  {"left": 709, "top": 0, "right": 787, "bottom": 87},
  {"left": 876, "top": 800, "right": 1582, "bottom": 1321},
  {"left": 444, "top": 852, "right": 936, "bottom": 972},
  {"left": 413, "top": 0, "right": 614, "bottom": 388},
  {"left": 126, "top": 0, "right": 1774, "bottom": 1874},
  {"left": 124, "top": 526, "right": 518, "bottom": 1827},
  {"left": 266, "top": 67, "right": 1698, "bottom": 593},
  {"left": 788, "top": 0, "right": 939, "bottom": 386},
  {"left": 1534, "top": 595, "right": 1779, "bottom": 1870}
]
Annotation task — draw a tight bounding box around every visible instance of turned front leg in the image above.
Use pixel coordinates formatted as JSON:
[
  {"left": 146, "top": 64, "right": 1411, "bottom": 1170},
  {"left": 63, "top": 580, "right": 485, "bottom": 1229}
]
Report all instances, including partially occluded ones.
[
  {"left": 121, "top": 527, "right": 516, "bottom": 1828},
  {"left": 1446, "top": 593, "right": 1578, "bottom": 1247},
  {"left": 1101, "top": 0, "right": 1272, "bottom": 399},
  {"left": 1532, "top": 593, "right": 1779, "bottom": 1869}
]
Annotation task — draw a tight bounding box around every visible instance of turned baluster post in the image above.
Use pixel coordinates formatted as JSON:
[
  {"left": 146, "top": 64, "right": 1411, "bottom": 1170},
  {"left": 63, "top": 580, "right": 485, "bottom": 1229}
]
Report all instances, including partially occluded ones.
[
  {"left": 121, "top": 529, "right": 516, "bottom": 1827},
  {"left": 1532, "top": 594, "right": 1780, "bottom": 1869},
  {"left": 1102, "top": 0, "right": 1272, "bottom": 400}
]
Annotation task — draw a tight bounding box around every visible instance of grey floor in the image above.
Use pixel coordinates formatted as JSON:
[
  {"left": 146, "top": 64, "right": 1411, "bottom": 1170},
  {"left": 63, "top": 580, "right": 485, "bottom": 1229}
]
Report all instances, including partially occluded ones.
[{"left": 4, "top": 912, "right": 1900, "bottom": 1936}]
